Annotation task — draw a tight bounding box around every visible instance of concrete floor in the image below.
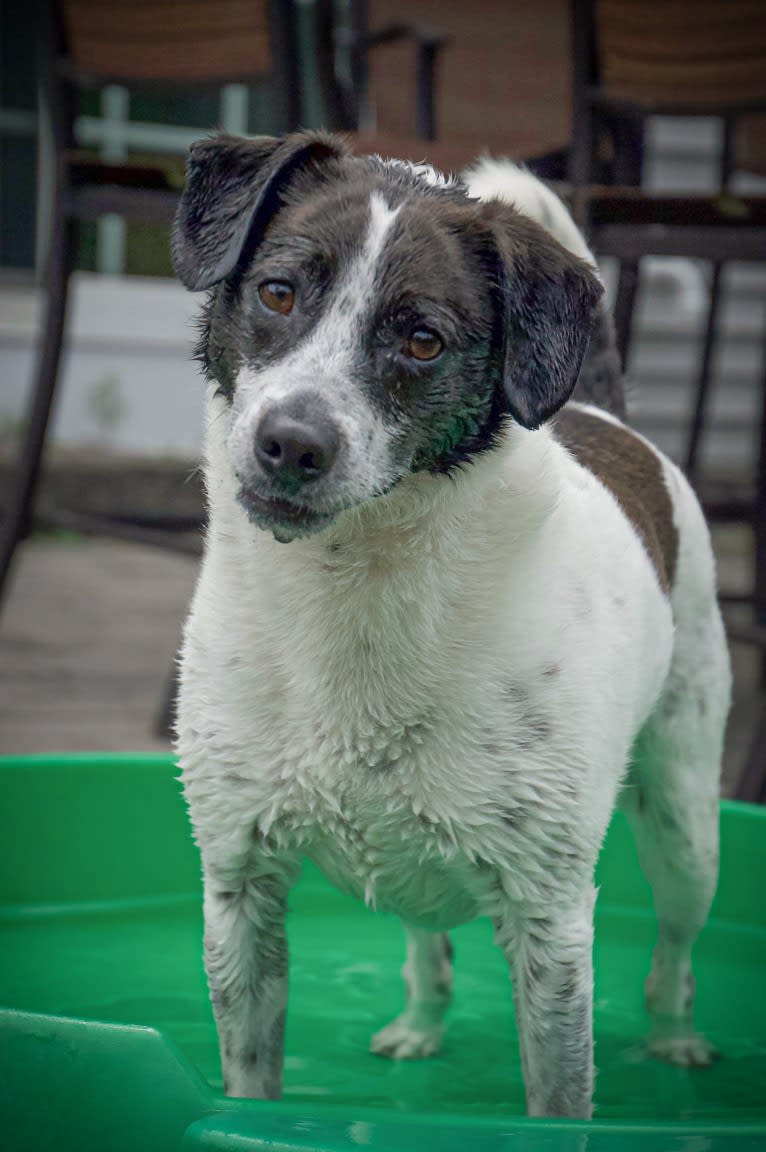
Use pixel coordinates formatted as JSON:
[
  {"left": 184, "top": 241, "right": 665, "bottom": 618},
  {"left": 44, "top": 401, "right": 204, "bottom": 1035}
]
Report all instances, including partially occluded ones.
[{"left": 0, "top": 529, "right": 762, "bottom": 796}]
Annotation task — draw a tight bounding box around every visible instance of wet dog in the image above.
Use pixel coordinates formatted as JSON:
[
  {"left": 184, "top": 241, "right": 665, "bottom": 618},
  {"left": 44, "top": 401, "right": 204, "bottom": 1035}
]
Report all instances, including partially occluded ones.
[{"left": 172, "top": 131, "right": 730, "bottom": 1117}]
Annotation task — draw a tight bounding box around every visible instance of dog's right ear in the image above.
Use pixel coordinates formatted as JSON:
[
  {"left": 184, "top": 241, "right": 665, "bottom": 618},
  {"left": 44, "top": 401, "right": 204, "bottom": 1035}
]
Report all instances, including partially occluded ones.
[{"left": 172, "top": 131, "right": 350, "bottom": 291}]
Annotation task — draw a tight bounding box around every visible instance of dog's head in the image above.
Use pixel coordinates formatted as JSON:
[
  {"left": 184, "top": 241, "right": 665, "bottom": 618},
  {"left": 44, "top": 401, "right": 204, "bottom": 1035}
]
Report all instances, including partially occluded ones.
[{"left": 173, "top": 131, "right": 603, "bottom": 541}]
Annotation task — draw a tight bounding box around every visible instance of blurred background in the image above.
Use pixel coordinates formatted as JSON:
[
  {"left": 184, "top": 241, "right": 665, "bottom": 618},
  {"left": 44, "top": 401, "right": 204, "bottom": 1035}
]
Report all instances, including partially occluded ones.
[{"left": 0, "top": 0, "right": 765, "bottom": 798}]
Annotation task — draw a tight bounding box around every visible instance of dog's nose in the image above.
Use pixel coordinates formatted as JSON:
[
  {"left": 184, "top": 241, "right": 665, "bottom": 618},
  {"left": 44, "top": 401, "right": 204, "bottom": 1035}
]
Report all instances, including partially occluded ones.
[{"left": 254, "top": 410, "right": 340, "bottom": 486}]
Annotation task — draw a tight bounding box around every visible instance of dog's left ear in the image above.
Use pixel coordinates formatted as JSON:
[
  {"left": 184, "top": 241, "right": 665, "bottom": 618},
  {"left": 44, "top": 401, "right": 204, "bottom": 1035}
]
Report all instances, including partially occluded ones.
[{"left": 482, "top": 205, "right": 604, "bottom": 429}]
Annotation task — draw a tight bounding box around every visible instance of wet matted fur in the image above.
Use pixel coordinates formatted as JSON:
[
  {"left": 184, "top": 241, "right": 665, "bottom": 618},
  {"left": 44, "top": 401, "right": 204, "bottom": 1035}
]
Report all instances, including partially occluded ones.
[{"left": 172, "top": 132, "right": 731, "bottom": 1118}]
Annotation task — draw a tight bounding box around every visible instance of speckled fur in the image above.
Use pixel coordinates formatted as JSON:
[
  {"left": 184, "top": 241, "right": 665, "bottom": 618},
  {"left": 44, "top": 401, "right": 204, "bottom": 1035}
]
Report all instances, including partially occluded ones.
[{"left": 174, "top": 138, "right": 731, "bottom": 1118}]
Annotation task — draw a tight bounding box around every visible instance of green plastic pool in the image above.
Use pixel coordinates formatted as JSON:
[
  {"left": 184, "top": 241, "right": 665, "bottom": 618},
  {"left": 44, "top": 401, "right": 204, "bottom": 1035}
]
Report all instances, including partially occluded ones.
[{"left": 1, "top": 753, "right": 765, "bottom": 1151}]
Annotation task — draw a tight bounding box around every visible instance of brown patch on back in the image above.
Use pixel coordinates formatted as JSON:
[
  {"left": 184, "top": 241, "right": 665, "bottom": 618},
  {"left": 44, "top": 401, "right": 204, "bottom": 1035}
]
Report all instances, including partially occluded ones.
[{"left": 554, "top": 406, "right": 678, "bottom": 593}]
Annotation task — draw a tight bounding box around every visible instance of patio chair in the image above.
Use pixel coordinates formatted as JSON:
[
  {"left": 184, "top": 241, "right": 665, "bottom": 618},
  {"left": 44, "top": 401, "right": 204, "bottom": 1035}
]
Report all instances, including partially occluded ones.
[
  {"left": 570, "top": 1, "right": 766, "bottom": 459},
  {"left": 0, "top": 0, "right": 303, "bottom": 602},
  {"left": 567, "top": 0, "right": 766, "bottom": 798}
]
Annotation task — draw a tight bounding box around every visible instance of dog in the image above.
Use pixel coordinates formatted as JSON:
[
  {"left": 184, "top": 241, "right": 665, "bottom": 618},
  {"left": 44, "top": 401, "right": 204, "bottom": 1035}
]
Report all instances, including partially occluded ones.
[{"left": 172, "top": 131, "right": 731, "bottom": 1119}]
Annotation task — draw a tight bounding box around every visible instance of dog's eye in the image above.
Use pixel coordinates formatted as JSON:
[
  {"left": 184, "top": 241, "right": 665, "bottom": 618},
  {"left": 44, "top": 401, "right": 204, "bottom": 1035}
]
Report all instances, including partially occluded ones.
[
  {"left": 404, "top": 328, "right": 443, "bottom": 362},
  {"left": 258, "top": 281, "right": 295, "bottom": 316}
]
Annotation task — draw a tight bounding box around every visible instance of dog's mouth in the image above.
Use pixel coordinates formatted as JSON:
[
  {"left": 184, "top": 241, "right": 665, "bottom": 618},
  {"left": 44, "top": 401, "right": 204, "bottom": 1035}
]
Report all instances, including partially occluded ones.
[
  {"left": 237, "top": 486, "right": 336, "bottom": 542},
  {"left": 236, "top": 468, "right": 407, "bottom": 544}
]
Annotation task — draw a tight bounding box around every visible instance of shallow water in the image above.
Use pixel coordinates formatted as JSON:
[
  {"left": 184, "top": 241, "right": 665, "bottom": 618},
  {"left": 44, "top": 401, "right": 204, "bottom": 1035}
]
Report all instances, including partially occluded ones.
[{"left": 3, "top": 882, "right": 765, "bottom": 1122}]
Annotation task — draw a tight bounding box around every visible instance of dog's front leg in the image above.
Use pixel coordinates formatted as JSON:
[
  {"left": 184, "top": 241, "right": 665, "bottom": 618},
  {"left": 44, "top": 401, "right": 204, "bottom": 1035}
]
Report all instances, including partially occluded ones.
[
  {"left": 203, "top": 860, "right": 296, "bottom": 1099},
  {"left": 496, "top": 890, "right": 596, "bottom": 1118}
]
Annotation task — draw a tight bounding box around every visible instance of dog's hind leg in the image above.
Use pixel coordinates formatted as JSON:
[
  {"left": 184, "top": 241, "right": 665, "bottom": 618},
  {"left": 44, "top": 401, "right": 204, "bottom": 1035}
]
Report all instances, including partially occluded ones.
[
  {"left": 621, "top": 603, "right": 730, "bottom": 1067},
  {"left": 370, "top": 925, "right": 452, "bottom": 1059}
]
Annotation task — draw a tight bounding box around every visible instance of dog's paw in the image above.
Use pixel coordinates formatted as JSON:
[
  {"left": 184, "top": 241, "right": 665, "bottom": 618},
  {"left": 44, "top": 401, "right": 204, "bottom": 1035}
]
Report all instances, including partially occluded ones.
[
  {"left": 647, "top": 1031, "right": 719, "bottom": 1068},
  {"left": 370, "top": 1014, "right": 444, "bottom": 1060}
]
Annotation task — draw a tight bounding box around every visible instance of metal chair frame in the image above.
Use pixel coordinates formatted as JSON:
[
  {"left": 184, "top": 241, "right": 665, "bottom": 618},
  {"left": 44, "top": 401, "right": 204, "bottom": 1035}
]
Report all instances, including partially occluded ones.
[
  {"left": 313, "top": 0, "right": 446, "bottom": 142},
  {"left": 568, "top": 0, "right": 766, "bottom": 799},
  {"left": 0, "top": 0, "right": 302, "bottom": 603}
]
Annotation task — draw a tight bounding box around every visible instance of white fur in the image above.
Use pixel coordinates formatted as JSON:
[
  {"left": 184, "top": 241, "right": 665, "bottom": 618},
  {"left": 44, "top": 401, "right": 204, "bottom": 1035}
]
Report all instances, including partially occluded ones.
[
  {"left": 177, "top": 181, "right": 730, "bottom": 1117},
  {"left": 464, "top": 156, "right": 598, "bottom": 269},
  {"left": 378, "top": 156, "right": 459, "bottom": 190}
]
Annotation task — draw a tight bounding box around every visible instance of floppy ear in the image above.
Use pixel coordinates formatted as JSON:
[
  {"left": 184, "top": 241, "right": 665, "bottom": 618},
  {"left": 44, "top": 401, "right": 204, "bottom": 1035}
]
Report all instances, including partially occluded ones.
[
  {"left": 172, "top": 130, "right": 350, "bottom": 291},
  {"left": 482, "top": 204, "right": 604, "bottom": 429}
]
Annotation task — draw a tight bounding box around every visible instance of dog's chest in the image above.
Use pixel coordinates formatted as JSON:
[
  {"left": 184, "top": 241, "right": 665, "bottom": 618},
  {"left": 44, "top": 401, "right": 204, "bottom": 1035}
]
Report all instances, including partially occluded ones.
[
  {"left": 183, "top": 510, "right": 618, "bottom": 923},
  {"left": 256, "top": 703, "right": 492, "bottom": 928}
]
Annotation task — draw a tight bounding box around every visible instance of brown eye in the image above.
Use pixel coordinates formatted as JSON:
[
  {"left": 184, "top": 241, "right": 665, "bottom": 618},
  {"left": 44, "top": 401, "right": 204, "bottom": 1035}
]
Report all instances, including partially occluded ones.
[
  {"left": 404, "top": 328, "right": 443, "bottom": 362},
  {"left": 258, "top": 280, "right": 295, "bottom": 315}
]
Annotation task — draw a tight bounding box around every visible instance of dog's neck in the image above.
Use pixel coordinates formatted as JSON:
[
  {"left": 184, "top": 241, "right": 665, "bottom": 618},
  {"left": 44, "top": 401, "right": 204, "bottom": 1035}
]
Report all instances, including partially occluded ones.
[
  {"left": 204, "top": 402, "right": 562, "bottom": 590},
  {"left": 322, "top": 422, "right": 560, "bottom": 561}
]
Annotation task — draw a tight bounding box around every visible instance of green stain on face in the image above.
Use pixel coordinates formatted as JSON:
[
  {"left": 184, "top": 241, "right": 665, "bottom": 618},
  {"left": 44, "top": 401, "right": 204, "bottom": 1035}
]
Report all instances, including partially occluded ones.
[
  {"left": 443, "top": 388, "right": 493, "bottom": 455},
  {"left": 412, "top": 341, "right": 496, "bottom": 468}
]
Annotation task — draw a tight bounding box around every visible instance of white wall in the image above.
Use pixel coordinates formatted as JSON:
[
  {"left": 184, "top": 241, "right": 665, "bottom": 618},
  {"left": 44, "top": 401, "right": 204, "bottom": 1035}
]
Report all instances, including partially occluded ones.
[{"left": 0, "top": 273, "right": 207, "bottom": 459}]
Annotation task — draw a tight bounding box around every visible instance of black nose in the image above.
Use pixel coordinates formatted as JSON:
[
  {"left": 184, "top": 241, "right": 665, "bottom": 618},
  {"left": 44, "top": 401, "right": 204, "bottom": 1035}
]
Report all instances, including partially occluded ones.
[{"left": 254, "top": 410, "right": 340, "bottom": 487}]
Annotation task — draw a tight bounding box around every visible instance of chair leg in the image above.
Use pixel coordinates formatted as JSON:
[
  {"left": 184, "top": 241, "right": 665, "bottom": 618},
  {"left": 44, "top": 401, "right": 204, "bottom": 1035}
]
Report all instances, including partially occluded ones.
[
  {"left": 0, "top": 207, "right": 75, "bottom": 604},
  {"left": 415, "top": 34, "right": 442, "bottom": 141},
  {"left": 685, "top": 261, "right": 724, "bottom": 482},
  {"left": 154, "top": 655, "right": 180, "bottom": 741},
  {"left": 736, "top": 324, "right": 766, "bottom": 805},
  {"left": 754, "top": 330, "right": 766, "bottom": 682},
  {"left": 613, "top": 258, "right": 640, "bottom": 370},
  {"left": 736, "top": 692, "right": 766, "bottom": 804}
]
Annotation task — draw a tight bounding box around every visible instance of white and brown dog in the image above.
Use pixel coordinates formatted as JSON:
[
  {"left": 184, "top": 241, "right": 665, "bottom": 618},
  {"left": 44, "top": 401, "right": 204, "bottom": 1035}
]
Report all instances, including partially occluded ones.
[{"left": 172, "top": 131, "right": 731, "bottom": 1119}]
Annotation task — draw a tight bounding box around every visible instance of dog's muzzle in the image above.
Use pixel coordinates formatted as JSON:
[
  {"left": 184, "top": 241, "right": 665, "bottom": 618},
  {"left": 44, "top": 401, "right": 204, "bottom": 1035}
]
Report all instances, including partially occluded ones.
[{"left": 236, "top": 393, "right": 346, "bottom": 541}]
